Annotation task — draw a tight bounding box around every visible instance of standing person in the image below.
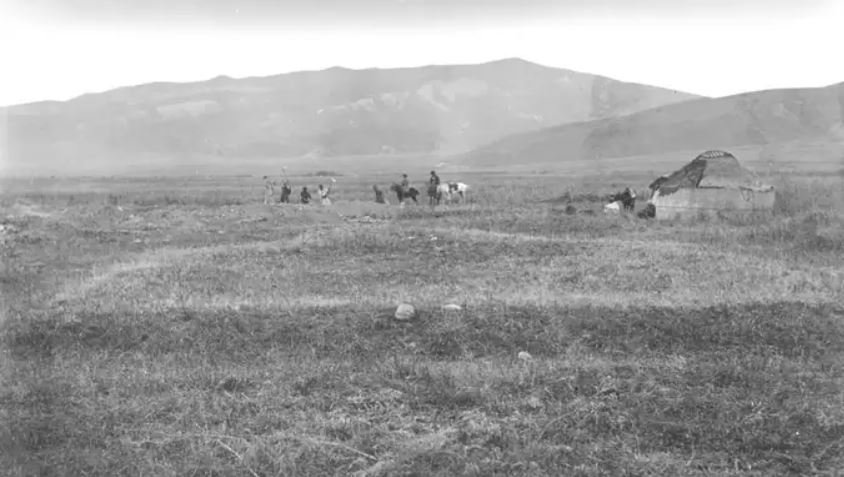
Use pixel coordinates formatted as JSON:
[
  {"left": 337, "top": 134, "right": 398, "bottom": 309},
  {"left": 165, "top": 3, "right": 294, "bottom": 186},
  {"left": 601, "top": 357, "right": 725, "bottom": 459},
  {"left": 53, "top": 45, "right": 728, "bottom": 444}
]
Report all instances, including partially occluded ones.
[
  {"left": 317, "top": 178, "right": 336, "bottom": 205},
  {"left": 300, "top": 186, "right": 311, "bottom": 204},
  {"left": 429, "top": 170, "right": 441, "bottom": 188},
  {"left": 279, "top": 180, "right": 292, "bottom": 203},
  {"left": 263, "top": 176, "right": 275, "bottom": 205},
  {"left": 428, "top": 170, "right": 441, "bottom": 206},
  {"left": 279, "top": 166, "right": 291, "bottom": 203}
]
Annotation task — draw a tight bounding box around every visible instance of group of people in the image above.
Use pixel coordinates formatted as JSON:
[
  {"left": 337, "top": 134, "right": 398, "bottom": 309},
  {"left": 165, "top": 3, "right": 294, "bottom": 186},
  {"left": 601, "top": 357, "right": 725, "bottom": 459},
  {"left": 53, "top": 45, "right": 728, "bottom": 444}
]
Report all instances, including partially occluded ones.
[
  {"left": 371, "top": 170, "right": 443, "bottom": 205},
  {"left": 262, "top": 170, "right": 444, "bottom": 206},
  {"left": 395, "top": 170, "right": 440, "bottom": 202},
  {"left": 263, "top": 175, "right": 334, "bottom": 205}
]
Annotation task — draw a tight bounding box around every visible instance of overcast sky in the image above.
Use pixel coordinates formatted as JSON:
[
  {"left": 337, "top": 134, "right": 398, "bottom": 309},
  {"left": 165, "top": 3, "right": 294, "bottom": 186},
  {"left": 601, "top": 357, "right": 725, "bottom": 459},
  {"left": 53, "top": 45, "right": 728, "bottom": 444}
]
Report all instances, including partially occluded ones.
[{"left": 1, "top": 0, "right": 842, "bottom": 106}]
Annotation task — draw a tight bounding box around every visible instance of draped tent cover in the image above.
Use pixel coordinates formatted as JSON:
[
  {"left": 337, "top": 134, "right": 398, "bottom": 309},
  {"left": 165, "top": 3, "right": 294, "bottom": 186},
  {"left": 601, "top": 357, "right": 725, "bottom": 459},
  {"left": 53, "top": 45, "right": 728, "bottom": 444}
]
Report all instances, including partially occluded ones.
[{"left": 650, "top": 150, "right": 773, "bottom": 196}]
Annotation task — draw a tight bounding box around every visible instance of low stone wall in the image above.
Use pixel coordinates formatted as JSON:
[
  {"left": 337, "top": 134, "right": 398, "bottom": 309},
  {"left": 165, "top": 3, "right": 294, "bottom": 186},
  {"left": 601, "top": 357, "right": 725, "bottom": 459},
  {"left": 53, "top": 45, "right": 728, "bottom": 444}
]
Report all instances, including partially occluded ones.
[{"left": 653, "top": 187, "right": 775, "bottom": 220}]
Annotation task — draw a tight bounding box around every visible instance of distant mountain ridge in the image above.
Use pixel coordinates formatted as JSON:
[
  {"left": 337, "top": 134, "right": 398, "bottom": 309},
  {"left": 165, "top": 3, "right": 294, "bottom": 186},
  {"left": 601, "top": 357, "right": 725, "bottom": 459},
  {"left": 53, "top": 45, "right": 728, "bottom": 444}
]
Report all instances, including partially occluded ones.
[
  {"left": 1, "top": 58, "right": 700, "bottom": 175},
  {"left": 457, "top": 81, "right": 844, "bottom": 167}
]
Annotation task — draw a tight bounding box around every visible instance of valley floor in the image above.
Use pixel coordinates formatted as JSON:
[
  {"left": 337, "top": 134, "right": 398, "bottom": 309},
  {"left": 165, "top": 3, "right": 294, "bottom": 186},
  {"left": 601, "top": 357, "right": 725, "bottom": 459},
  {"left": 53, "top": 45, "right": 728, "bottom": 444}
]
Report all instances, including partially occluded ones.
[{"left": 2, "top": 173, "right": 843, "bottom": 476}]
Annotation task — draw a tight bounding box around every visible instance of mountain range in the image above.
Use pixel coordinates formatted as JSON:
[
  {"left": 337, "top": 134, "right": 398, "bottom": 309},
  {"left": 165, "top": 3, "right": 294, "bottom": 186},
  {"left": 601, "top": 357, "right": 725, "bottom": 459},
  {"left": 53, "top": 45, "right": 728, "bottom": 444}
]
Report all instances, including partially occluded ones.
[
  {"left": 2, "top": 58, "right": 842, "bottom": 177},
  {"left": 457, "top": 81, "right": 844, "bottom": 169},
  {"left": 1, "top": 58, "right": 699, "bottom": 175}
]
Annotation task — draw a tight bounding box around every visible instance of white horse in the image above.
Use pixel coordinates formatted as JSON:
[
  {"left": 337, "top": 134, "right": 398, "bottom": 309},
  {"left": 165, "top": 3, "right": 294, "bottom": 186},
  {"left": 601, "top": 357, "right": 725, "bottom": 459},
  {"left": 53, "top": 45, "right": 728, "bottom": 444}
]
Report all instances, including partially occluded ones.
[
  {"left": 448, "top": 182, "right": 470, "bottom": 202},
  {"left": 432, "top": 183, "right": 452, "bottom": 205},
  {"left": 432, "top": 181, "right": 471, "bottom": 205}
]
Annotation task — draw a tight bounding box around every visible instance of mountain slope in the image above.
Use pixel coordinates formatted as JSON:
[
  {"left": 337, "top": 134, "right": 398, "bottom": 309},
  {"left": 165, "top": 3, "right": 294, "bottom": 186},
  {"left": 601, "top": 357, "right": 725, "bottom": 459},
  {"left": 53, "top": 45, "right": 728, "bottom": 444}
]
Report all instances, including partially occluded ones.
[
  {"left": 0, "top": 58, "right": 699, "bottom": 175},
  {"left": 457, "top": 82, "right": 844, "bottom": 167}
]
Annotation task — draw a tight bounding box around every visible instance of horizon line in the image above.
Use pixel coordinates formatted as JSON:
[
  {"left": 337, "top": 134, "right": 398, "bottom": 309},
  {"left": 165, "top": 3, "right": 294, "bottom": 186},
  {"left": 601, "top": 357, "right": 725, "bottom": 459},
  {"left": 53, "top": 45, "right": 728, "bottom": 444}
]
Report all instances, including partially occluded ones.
[{"left": 4, "top": 56, "right": 844, "bottom": 109}]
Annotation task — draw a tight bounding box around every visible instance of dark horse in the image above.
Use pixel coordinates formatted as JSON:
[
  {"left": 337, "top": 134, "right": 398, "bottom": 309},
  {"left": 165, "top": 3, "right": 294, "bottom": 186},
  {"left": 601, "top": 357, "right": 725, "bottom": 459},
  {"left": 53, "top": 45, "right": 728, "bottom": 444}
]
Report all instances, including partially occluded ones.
[
  {"left": 610, "top": 188, "right": 637, "bottom": 212},
  {"left": 390, "top": 183, "right": 419, "bottom": 204}
]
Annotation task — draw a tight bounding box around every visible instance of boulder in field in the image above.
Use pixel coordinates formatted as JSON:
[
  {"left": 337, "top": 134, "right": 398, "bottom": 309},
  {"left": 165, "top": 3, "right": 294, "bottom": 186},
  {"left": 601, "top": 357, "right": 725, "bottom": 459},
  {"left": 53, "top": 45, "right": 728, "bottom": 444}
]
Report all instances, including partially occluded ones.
[{"left": 394, "top": 303, "right": 416, "bottom": 321}]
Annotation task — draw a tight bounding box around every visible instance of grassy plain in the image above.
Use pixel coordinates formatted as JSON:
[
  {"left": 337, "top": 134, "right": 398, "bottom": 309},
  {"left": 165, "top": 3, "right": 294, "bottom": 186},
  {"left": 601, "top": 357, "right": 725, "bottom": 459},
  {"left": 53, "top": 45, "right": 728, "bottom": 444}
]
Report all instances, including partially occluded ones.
[{"left": 2, "top": 169, "right": 844, "bottom": 476}]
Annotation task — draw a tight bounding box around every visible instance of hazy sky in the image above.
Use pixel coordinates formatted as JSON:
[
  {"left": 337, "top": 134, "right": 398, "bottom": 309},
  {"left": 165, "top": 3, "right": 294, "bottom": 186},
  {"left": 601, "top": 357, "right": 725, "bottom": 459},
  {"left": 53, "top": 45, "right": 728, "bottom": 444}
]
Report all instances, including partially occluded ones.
[{"left": 1, "top": 0, "right": 842, "bottom": 106}]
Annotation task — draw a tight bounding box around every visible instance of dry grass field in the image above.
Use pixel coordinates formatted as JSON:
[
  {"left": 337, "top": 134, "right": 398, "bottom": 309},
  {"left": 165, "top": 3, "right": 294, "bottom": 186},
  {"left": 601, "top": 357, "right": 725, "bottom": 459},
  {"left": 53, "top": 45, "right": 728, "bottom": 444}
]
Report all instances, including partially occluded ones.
[{"left": 2, "top": 170, "right": 844, "bottom": 476}]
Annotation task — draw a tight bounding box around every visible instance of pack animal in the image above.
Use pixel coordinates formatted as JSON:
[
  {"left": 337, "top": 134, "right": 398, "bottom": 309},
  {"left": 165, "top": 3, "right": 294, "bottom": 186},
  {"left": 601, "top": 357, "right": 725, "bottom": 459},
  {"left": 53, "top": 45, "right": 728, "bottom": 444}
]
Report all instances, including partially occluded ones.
[
  {"left": 433, "top": 184, "right": 450, "bottom": 204},
  {"left": 447, "top": 182, "right": 470, "bottom": 203},
  {"left": 430, "top": 182, "right": 470, "bottom": 205}
]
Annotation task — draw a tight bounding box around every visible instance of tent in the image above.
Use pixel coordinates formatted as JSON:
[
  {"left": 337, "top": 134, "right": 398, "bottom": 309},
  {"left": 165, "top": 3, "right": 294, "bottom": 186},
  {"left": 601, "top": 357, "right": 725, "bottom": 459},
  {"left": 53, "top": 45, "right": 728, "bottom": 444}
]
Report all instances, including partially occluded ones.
[{"left": 649, "top": 150, "right": 775, "bottom": 220}]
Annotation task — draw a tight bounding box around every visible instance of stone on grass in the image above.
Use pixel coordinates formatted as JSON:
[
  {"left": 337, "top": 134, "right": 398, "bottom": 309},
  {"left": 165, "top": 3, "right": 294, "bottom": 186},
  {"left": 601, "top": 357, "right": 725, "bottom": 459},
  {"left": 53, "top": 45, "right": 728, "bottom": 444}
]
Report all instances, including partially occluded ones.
[
  {"left": 442, "top": 303, "right": 462, "bottom": 311},
  {"left": 394, "top": 303, "right": 416, "bottom": 321},
  {"left": 525, "top": 396, "right": 543, "bottom": 409}
]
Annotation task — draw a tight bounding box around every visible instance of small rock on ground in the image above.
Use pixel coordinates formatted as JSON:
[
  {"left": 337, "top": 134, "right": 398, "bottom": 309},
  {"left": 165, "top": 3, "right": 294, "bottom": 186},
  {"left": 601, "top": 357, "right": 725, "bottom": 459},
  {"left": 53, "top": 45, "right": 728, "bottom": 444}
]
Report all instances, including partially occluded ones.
[{"left": 394, "top": 303, "right": 416, "bottom": 321}]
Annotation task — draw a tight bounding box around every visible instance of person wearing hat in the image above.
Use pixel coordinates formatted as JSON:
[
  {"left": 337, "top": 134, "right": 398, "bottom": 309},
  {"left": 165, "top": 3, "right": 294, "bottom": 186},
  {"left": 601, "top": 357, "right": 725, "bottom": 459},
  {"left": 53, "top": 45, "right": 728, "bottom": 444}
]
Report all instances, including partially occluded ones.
[{"left": 429, "top": 170, "right": 441, "bottom": 188}]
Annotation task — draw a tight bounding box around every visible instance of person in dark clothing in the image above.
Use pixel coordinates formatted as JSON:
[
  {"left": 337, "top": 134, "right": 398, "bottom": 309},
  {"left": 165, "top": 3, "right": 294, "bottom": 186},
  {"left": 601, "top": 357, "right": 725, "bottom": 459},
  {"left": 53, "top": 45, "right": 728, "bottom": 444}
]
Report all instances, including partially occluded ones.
[
  {"left": 300, "top": 186, "right": 311, "bottom": 204},
  {"left": 400, "top": 174, "right": 410, "bottom": 194},
  {"left": 609, "top": 187, "right": 637, "bottom": 212},
  {"left": 429, "top": 170, "right": 441, "bottom": 187},
  {"left": 427, "top": 170, "right": 442, "bottom": 206},
  {"left": 280, "top": 181, "right": 292, "bottom": 203}
]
